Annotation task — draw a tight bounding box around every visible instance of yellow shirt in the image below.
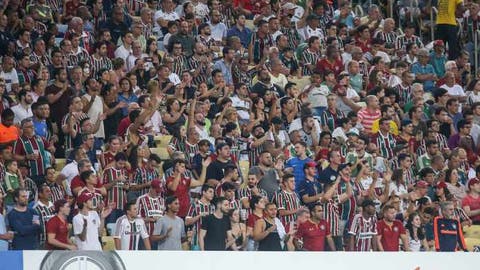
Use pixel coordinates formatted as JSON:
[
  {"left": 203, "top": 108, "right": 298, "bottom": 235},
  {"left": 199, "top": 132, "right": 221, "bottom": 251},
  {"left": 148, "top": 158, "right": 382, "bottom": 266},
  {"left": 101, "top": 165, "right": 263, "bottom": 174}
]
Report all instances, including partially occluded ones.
[
  {"left": 371, "top": 120, "right": 399, "bottom": 136},
  {"left": 436, "top": 0, "right": 463, "bottom": 25}
]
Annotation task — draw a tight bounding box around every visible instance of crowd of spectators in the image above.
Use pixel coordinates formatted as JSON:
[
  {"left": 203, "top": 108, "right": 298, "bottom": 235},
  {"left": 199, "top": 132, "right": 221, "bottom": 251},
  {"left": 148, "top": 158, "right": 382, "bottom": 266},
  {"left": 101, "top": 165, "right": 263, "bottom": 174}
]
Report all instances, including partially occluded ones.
[{"left": 0, "top": 0, "right": 479, "bottom": 252}]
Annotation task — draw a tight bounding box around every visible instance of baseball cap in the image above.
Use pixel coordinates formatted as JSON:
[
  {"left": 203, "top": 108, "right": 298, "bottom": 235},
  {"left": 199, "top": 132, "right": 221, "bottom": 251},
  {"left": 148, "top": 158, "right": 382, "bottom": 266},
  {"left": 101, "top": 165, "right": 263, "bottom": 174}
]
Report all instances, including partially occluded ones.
[
  {"left": 347, "top": 128, "right": 359, "bottom": 137},
  {"left": 433, "top": 40, "right": 445, "bottom": 47},
  {"left": 361, "top": 199, "right": 376, "bottom": 208},
  {"left": 54, "top": 199, "right": 68, "bottom": 213},
  {"left": 282, "top": 2, "right": 297, "bottom": 10},
  {"left": 77, "top": 192, "right": 94, "bottom": 204},
  {"left": 416, "top": 180, "right": 429, "bottom": 188},
  {"left": 338, "top": 163, "right": 351, "bottom": 171},
  {"left": 468, "top": 178, "right": 480, "bottom": 190},
  {"left": 303, "top": 161, "right": 317, "bottom": 170},
  {"left": 401, "top": 119, "right": 412, "bottom": 127},
  {"left": 436, "top": 181, "right": 447, "bottom": 189},
  {"left": 151, "top": 179, "right": 163, "bottom": 193}
]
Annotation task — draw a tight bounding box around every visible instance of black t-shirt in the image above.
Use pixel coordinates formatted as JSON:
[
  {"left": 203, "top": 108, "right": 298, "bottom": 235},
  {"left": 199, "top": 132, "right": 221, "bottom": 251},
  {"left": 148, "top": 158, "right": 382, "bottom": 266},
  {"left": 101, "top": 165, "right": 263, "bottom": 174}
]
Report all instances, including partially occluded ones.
[
  {"left": 206, "top": 159, "right": 233, "bottom": 181},
  {"left": 201, "top": 214, "right": 231, "bottom": 250}
]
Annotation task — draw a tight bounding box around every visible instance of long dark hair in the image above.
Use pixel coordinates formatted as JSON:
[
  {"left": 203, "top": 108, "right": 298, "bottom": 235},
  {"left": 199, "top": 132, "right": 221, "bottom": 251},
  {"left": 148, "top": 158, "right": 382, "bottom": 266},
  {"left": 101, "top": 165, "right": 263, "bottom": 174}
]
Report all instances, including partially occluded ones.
[{"left": 405, "top": 212, "right": 425, "bottom": 240}]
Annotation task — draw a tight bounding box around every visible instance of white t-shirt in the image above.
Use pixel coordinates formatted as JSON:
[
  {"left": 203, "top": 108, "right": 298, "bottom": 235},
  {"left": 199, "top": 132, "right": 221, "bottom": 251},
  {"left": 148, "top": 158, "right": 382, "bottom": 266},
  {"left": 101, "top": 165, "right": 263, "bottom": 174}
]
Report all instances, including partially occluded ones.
[
  {"left": 440, "top": 84, "right": 466, "bottom": 97},
  {"left": 0, "top": 69, "right": 19, "bottom": 93},
  {"left": 230, "top": 95, "right": 250, "bottom": 121},
  {"left": 61, "top": 161, "right": 78, "bottom": 197},
  {"left": 305, "top": 84, "right": 330, "bottom": 108},
  {"left": 73, "top": 211, "right": 102, "bottom": 251},
  {"left": 209, "top": 22, "right": 227, "bottom": 43},
  {"left": 114, "top": 45, "right": 132, "bottom": 61},
  {"left": 10, "top": 104, "right": 33, "bottom": 125},
  {"left": 113, "top": 215, "right": 149, "bottom": 250}
]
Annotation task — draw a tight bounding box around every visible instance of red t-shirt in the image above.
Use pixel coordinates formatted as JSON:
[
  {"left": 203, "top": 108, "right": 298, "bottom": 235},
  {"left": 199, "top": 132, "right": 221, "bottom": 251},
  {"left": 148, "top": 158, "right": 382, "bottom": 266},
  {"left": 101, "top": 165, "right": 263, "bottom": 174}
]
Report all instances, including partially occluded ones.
[
  {"left": 296, "top": 219, "right": 331, "bottom": 251},
  {"left": 45, "top": 215, "right": 70, "bottom": 250},
  {"left": 377, "top": 219, "right": 406, "bottom": 251},
  {"left": 247, "top": 213, "right": 263, "bottom": 229},
  {"left": 462, "top": 194, "right": 480, "bottom": 223},
  {"left": 316, "top": 58, "right": 344, "bottom": 77},
  {"left": 166, "top": 176, "right": 191, "bottom": 218},
  {"left": 70, "top": 175, "right": 103, "bottom": 196},
  {"left": 117, "top": 117, "right": 131, "bottom": 138}
]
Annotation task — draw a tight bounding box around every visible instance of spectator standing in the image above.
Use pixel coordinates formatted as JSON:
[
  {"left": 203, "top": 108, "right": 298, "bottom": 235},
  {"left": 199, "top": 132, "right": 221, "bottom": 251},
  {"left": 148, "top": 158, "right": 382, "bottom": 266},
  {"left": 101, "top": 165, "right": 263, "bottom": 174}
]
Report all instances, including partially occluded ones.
[{"left": 7, "top": 188, "right": 41, "bottom": 250}]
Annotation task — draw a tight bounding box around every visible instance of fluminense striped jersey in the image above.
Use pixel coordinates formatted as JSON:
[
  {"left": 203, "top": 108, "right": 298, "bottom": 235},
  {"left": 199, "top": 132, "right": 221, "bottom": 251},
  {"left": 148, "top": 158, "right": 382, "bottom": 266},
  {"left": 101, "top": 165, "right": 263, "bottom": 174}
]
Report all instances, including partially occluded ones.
[
  {"left": 66, "top": 48, "right": 91, "bottom": 68},
  {"left": 29, "top": 51, "right": 51, "bottom": 67},
  {"left": 228, "top": 198, "right": 241, "bottom": 210},
  {"left": 187, "top": 56, "right": 209, "bottom": 85},
  {"left": 186, "top": 201, "right": 214, "bottom": 246},
  {"left": 416, "top": 153, "right": 432, "bottom": 171},
  {"left": 301, "top": 48, "right": 321, "bottom": 76},
  {"left": 125, "top": 0, "right": 144, "bottom": 16},
  {"left": 416, "top": 135, "right": 448, "bottom": 156},
  {"left": 46, "top": 181, "right": 66, "bottom": 204},
  {"left": 372, "top": 132, "right": 396, "bottom": 160},
  {"left": 275, "top": 190, "right": 301, "bottom": 228},
  {"left": 248, "top": 140, "right": 264, "bottom": 167},
  {"left": 348, "top": 214, "right": 378, "bottom": 251},
  {"left": 114, "top": 215, "right": 149, "bottom": 250},
  {"left": 133, "top": 166, "right": 159, "bottom": 196},
  {"left": 250, "top": 32, "right": 273, "bottom": 64},
  {"left": 395, "top": 84, "right": 412, "bottom": 105},
  {"left": 170, "top": 54, "right": 188, "bottom": 76},
  {"left": 61, "top": 112, "right": 89, "bottom": 152},
  {"left": 77, "top": 188, "right": 103, "bottom": 210},
  {"left": 281, "top": 25, "right": 301, "bottom": 49},
  {"left": 324, "top": 197, "right": 341, "bottom": 236},
  {"left": 321, "top": 109, "right": 345, "bottom": 132},
  {"left": 395, "top": 35, "right": 424, "bottom": 51},
  {"left": 34, "top": 201, "right": 55, "bottom": 245},
  {"left": 13, "top": 135, "right": 50, "bottom": 177},
  {"left": 403, "top": 167, "right": 416, "bottom": 186},
  {"left": 168, "top": 137, "right": 199, "bottom": 168},
  {"left": 374, "top": 30, "right": 398, "bottom": 49},
  {"left": 103, "top": 152, "right": 116, "bottom": 168},
  {"left": 136, "top": 193, "right": 165, "bottom": 236},
  {"left": 338, "top": 181, "right": 356, "bottom": 222},
  {"left": 90, "top": 55, "right": 112, "bottom": 79},
  {"left": 102, "top": 167, "right": 129, "bottom": 210},
  {"left": 238, "top": 186, "right": 268, "bottom": 216}
]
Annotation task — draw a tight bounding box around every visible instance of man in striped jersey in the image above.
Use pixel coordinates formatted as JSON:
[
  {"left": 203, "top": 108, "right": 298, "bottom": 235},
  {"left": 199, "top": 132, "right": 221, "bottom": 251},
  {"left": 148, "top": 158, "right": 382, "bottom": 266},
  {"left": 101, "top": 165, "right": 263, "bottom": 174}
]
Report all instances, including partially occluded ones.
[
  {"left": 66, "top": 33, "right": 91, "bottom": 68},
  {"left": 276, "top": 173, "right": 301, "bottom": 231},
  {"left": 114, "top": 201, "right": 151, "bottom": 250},
  {"left": 90, "top": 41, "right": 112, "bottom": 80},
  {"left": 187, "top": 43, "right": 211, "bottom": 86},
  {"left": 395, "top": 23, "right": 424, "bottom": 52},
  {"left": 417, "top": 140, "right": 439, "bottom": 171},
  {"left": 372, "top": 118, "right": 396, "bottom": 160},
  {"left": 239, "top": 172, "right": 268, "bottom": 211},
  {"left": 185, "top": 184, "right": 215, "bottom": 250},
  {"left": 13, "top": 118, "right": 55, "bottom": 186},
  {"left": 373, "top": 18, "right": 397, "bottom": 54},
  {"left": 44, "top": 167, "right": 65, "bottom": 204},
  {"left": 102, "top": 152, "right": 129, "bottom": 224},
  {"left": 34, "top": 184, "right": 55, "bottom": 249},
  {"left": 300, "top": 36, "right": 321, "bottom": 76},
  {"left": 131, "top": 154, "right": 161, "bottom": 199},
  {"left": 136, "top": 179, "right": 165, "bottom": 249},
  {"left": 348, "top": 199, "right": 378, "bottom": 251},
  {"left": 222, "top": 182, "right": 241, "bottom": 210}
]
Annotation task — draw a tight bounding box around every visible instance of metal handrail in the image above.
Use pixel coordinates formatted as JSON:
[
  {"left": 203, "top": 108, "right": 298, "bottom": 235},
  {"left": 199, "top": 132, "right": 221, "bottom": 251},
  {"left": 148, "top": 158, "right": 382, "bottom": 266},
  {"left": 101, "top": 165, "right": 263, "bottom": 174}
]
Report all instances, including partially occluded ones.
[{"left": 431, "top": 6, "right": 438, "bottom": 42}]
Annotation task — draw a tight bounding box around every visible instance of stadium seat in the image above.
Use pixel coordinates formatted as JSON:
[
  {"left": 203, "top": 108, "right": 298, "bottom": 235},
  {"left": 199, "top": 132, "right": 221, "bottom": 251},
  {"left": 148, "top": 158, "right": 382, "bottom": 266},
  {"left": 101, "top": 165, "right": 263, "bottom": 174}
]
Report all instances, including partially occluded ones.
[
  {"left": 463, "top": 225, "right": 480, "bottom": 238},
  {"left": 290, "top": 76, "right": 311, "bottom": 91},
  {"left": 150, "top": 147, "right": 170, "bottom": 160},
  {"left": 245, "top": 20, "right": 254, "bottom": 30},
  {"left": 102, "top": 236, "right": 115, "bottom": 251},
  {"left": 465, "top": 237, "right": 480, "bottom": 251},
  {"left": 55, "top": 158, "right": 66, "bottom": 170},
  {"left": 154, "top": 135, "right": 172, "bottom": 148}
]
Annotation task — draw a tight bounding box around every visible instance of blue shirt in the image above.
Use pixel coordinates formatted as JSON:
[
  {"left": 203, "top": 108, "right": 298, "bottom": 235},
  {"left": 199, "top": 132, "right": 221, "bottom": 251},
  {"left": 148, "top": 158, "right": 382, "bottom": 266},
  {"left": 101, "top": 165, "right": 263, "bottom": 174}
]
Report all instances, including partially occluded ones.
[
  {"left": 429, "top": 52, "right": 447, "bottom": 77},
  {"left": 213, "top": 59, "right": 233, "bottom": 85},
  {"left": 227, "top": 25, "right": 252, "bottom": 48},
  {"left": 318, "top": 166, "right": 339, "bottom": 185},
  {"left": 285, "top": 157, "right": 313, "bottom": 185},
  {"left": 411, "top": 62, "right": 436, "bottom": 91},
  {"left": 296, "top": 178, "right": 323, "bottom": 207},
  {"left": 118, "top": 93, "right": 138, "bottom": 116},
  {"left": 32, "top": 119, "right": 47, "bottom": 138},
  {"left": 7, "top": 208, "right": 40, "bottom": 250}
]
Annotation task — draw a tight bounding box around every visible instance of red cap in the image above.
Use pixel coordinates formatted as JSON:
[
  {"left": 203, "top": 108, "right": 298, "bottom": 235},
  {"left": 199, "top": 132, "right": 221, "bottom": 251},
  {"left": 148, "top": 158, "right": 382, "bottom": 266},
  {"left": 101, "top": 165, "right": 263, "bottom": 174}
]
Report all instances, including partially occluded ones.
[
  {"left": 468, "top": 178, "right": 480, "bottom": 190},
  {"left": 436, "top": 181, "right": 447, "bottom": 189},
  {"left": 433, "top": 40, "right": 445, "bottom": 47},
  {"left": 77, "top": 192, "right": 94, "bottom": 204},
  {"left": 416, "top": 180, "right": 429, "bottom": 188},
  {"left": 151, "top": 179, "right": 163, "bottom": 193}
]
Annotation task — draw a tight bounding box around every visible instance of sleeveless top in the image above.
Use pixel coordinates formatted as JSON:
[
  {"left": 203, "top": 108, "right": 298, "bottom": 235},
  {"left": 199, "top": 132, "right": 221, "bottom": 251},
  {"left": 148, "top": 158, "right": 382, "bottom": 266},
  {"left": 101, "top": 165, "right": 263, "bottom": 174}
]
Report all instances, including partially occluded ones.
[
  {"left": 409, "top": 235, "right": 422, "bottom": 252},
  {"left": 258, "top": 219, "right": 282, "bottom": 251}
]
